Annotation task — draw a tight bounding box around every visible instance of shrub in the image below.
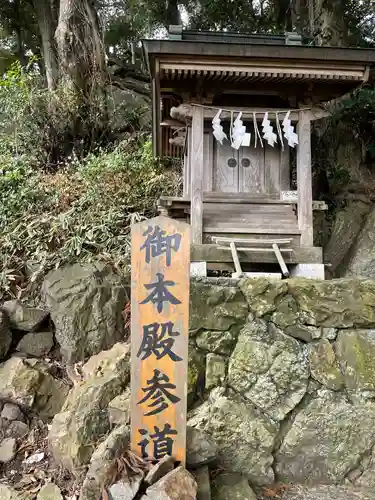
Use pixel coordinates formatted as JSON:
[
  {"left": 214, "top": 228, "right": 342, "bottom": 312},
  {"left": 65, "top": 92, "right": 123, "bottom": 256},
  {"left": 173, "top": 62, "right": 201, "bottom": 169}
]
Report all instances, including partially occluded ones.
[{"left": 0, "top": 138, "right": 182, "bottom": 299}]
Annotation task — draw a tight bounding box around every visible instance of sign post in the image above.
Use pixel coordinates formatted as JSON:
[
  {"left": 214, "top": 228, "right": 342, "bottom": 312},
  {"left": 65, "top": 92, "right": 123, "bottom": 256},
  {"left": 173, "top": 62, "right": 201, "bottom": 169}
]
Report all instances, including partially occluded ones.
[{"left": 130, "top": 216, "right": 191, "bottom": 464}]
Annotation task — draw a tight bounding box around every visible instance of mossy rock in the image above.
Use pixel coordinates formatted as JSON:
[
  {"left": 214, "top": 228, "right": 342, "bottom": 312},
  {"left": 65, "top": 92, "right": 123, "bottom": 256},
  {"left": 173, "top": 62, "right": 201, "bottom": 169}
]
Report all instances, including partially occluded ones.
[
  {"left": 190, "top": 280, "right": 248, "bottom": 332},
  {"left": 335, "top": 329, "right": 375, "bottom": 390}
]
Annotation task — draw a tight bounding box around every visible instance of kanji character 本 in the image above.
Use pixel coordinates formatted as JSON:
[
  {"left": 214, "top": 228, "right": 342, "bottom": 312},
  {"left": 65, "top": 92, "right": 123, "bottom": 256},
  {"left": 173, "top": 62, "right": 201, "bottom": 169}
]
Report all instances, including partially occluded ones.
[
  {"left": 140, "top": 225, "right": 182, "bottom": 267},
  {"left": 137, "top": 424, "right": 178, "bottom": 460},
  {"left": 138, "top": 369, "right": 180, "bottom": 416},
  {"left": 140, "top": 273, "right": 181, "bottom": 313},
  {"left": 137, "top": 321, "right": 182, "bottom": 362}
]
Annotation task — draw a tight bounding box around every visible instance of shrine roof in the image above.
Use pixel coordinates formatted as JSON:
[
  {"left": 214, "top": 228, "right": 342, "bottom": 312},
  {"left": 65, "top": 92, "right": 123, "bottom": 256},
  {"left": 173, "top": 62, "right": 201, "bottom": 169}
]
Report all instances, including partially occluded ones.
[{"left": 142, "top": 29, "right": 375, "bottom": 84}]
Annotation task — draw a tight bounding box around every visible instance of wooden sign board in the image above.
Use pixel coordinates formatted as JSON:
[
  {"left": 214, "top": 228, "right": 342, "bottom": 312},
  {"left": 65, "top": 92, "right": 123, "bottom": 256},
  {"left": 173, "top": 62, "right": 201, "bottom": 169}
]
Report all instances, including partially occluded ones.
[{"left": 131, "top": 216, "right": 191, "bottom": 464}]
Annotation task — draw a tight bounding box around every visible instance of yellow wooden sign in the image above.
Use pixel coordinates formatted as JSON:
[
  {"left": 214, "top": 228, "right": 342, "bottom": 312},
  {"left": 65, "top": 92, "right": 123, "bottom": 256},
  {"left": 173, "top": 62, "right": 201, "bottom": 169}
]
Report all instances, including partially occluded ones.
[{"left": 131, "top": 216, "right": 190, "bottom": 464}]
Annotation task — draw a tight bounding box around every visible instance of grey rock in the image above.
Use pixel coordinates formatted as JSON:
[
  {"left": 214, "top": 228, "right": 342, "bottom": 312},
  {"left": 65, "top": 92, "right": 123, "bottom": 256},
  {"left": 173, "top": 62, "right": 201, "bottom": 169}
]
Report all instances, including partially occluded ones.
[
  {"left": 108, "top": 478, "right": 142, "bottom": 500},
  {"left": 195, "top": 329, "right": 237, "bottom": 356},
  {"left": 190, "top": 281, "right": 248, "bottom": 332},
  {"left": 308, "top": 340, "right": 343, "bottom": 390},
  {"left": 284, "top": 323, "right": 321, "bottom": 342},
  {"left": 186, "top": 426, "right": 218, "bottom": 468},
  {"left": 37, "top": 483, "right": 63, "bottom": 500},
  {"left": 1, "top": 403, "right": 25, "bottom": 422},
  {"left": 1, "top": 300, "right": 48, "bottom": 332},
  {"left": 192, "top": 466, "right": 211, "bottom": 500},
  {"left": 42, "top": 262, "right": 126, "bottom": 363},
  {"left": 286, "top": 279, "right": 375, "bottom": 328},
  {"left": 228, "top": 320, "right": 309, "bottom": 421},
  {"left": 80, "top": 424, "right": 130, "bottom": 500},
  {"left": 335, "top": 329, "right": 375, "bottom": 391},
  {"left": 280, "top": 484, "right": 375, "bottom": 500},
  {"left": 0, "top": 416, "right": 9, "bottom": 431},
  {"left": 356, "top": 448, "right": 375, "bottom": 488},
  {"left": 239, "top": 278, "right": 288, "bottom": 317},
  {"left": 0, "top": 485, "right": 23, "bottom": 500},
  {"left": 0, "top": 357, "right": 68, "bottom": 419},
  {"left": 6, "top": 420, "right": 29, "bottom": 439},
  {"left": 0, "top": 437, "right": 17, "bottom": 463},
  {"left": 50, "top": 343, "right": 130, "bottom": 474},
  {"left": 188, "top": 347, "right": 205, "bottom": 406},
  {"left": 188, "top": 388, "right": 278, "bottom": 486},
  {"left": 275, "top": 390, "right": 375, "bottom": 483},
  {"left": 345, "top": 206, "right": 375, "bottom": 279},
  {"left": 108, "top": 388, "right": 131, "bottom": 425},
  {"left": 145, "top": 455, "right": 175, "bottom": 485},
  {"left": 16, "top": 331, "right": 54, "bottom": 357},
  {"left": 145, "top": 466, "right": 197, "bottom": 500},
  {"left": 211, "top": 473, "right": 256, "bottom": 500},
  {"left": 0, "top": 311, "right": 11, "bottom": 360},
  {"left": 322, "top": 328, "right": 337, "bottom": 340},
  {"left": 346, "top": 468, "right": 363, "bottom": 483},
  {"left": 205, "top": 354, "right": 226, "bottom": 390}
]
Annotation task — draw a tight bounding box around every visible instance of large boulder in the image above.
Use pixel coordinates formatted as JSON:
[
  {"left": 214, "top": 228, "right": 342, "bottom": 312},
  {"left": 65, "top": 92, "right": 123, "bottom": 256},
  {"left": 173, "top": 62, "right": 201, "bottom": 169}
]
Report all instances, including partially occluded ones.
[
  {"left": 228, "top": 320, "right": 309, "bottom": 421},
  {"left": 335, "top": 329, "right": 375, "bottom": 391},
  {"left": 239, "top": 278, "right": 375, "bottom": 329},
  {"left": 0, "top": 357, "right": 68, "bottom": 419},
  {"left": 42, "top": 263, "right": 126, "bottom": 363},
  {"left": 286, "top": 279, "right": 375, "bottom": 328},
  {"left": 49, "top": 343, "right": 130, "bottom": 474},
  {"left": 0, "top": 311, "right": 12, "bottom": 360},
  {"left": 188, "top": 388, "right": 278, "bottom": 486},
  {"left": 190, "top": 280, "right": 248, "bottom": 332},
  {"left": 80, "top": 424, "right": 130, "bottom": 500},
  {"left": 1, "top": 300, "right": 48, "bottom": 332},
  {"left": 345, "top": 206, "right": 375, "bottom": 279},
  {"left": 275, "top": 389, "right": 375, "bottom": 483}
]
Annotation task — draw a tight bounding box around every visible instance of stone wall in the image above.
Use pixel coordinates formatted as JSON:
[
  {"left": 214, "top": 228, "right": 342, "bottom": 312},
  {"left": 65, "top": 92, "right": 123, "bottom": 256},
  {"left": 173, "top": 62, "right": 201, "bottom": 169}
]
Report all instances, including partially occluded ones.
[{"left": 188, "top": 277, "right": 375, "bottom": 488}]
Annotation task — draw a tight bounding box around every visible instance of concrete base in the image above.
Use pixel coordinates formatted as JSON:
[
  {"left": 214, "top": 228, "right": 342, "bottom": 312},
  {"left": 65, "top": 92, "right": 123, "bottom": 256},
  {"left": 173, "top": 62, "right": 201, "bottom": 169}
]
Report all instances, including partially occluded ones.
[
  {"left": 290, "top": 264, "right": 325, "bottom": 279},
  {"left": 190, "top": 262, "right": 207, "bottom": 277}
]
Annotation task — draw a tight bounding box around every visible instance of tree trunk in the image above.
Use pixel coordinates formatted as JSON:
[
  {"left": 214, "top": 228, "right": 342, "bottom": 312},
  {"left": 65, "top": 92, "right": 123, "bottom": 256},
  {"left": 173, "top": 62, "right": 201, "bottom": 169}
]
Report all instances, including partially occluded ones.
[
  {"left": 32, "top": 0, "right": 58, "bottom": 90},
  {"left": 165, "top": 0, "right": 180, "bottom": 28},
  {"left": 313, "top": 0, "right": 347, "bottom": 46},
  {"left": 55, "top": 0, "right": 107, "bottom": 98}
]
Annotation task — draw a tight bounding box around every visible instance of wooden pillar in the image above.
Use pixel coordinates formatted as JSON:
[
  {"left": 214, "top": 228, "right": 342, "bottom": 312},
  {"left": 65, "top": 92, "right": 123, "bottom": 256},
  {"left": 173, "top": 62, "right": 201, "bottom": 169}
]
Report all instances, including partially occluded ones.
[
  {"left": 152, "top": 59, "right": 161, "bottom": 157},
  {"left": 190, "top": 106, "right": 204, "bottom": 244},
  {"left": 152, "top": 78, "right": 158, "bottom": 157},
  {"left": 297, "top": 110, "right": 313, "bottom": 246}
]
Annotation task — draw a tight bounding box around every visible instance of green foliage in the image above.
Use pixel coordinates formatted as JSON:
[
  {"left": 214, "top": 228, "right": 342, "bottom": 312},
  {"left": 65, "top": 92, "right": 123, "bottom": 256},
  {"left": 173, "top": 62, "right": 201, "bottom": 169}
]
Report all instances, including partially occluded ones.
[
  {"left": 0, "top": 137, "right": 181, "bottom": 299},
  {"left": 331, "top": 87, "right": 375, "bottom": 157}
]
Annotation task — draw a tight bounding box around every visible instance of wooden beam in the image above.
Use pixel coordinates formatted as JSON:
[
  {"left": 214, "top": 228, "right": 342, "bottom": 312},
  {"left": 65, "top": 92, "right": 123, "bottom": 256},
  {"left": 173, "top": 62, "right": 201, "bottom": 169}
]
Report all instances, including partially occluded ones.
[
  {"left": 272, "top": 243, "right": 290, "bottom": 277},
  {"left": 171, "top": 104, "right": 302, "bottom": 121},
  {"left": 191, "top": 244, "right": 323, "bottom": 264},
  {"left": 152, "top": 78, "right": 158, "bottom": 157},
  {"left": 230, "top": 241, "right": 243, "bottom": 276},
  {"left": 297, "top": 110, "right": 313, "bottom": 246},
  {"left": 190, "top": 106, "right": 204, "bottom": 244}
]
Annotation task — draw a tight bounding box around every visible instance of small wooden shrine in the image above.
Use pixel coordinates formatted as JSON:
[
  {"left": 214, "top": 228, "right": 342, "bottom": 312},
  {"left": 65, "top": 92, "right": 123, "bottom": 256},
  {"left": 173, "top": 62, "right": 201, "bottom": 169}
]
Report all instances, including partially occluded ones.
[{"left": 142, "top": 28, "right": 375, "bottom": 278}]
